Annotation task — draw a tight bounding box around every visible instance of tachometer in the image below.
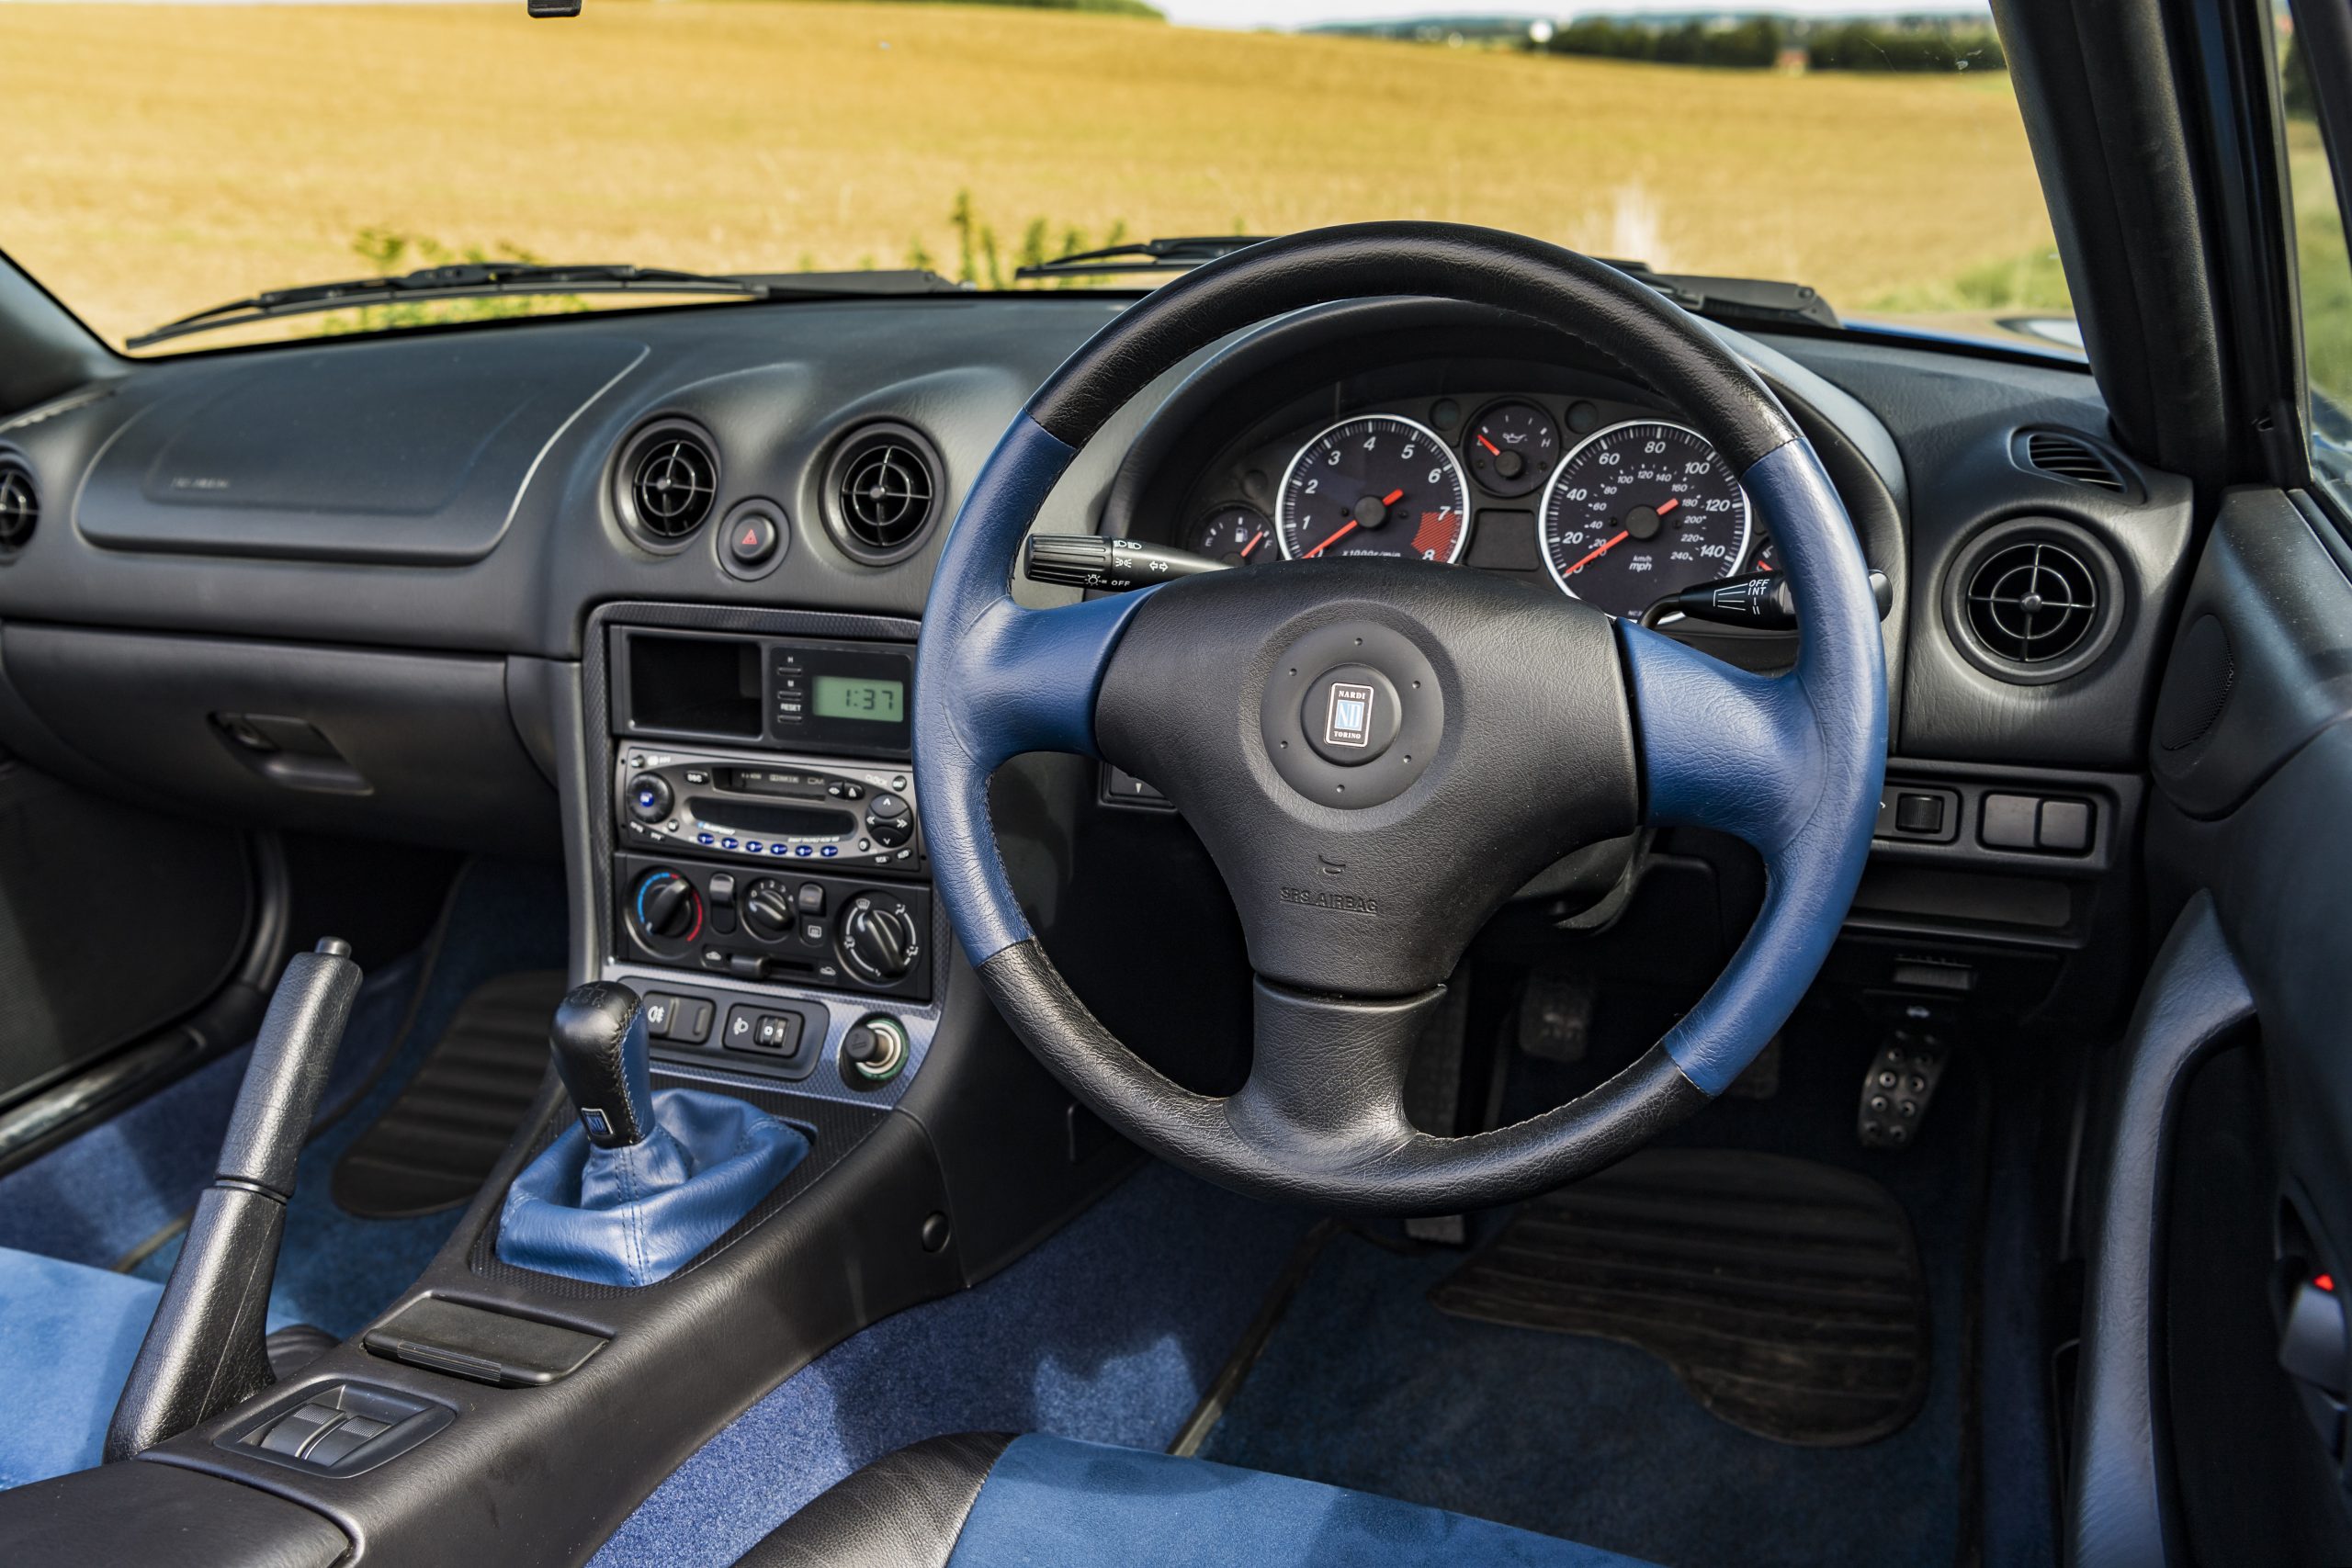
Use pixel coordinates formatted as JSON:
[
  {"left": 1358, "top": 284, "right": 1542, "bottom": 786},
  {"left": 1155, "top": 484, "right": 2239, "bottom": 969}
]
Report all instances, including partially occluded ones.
[
  {"left": 1276, "top": 414, "right": 1471, "bottom": 563},
  {"left": 1538, "top": 420, "right": 1751, "bottom": 617}
]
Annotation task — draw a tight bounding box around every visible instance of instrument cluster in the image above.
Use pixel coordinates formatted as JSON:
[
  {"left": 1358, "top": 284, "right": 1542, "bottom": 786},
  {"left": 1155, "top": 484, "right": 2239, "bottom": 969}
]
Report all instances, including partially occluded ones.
[{"left": 1178, "top": 389, "right": 1775, "bottom": 621}]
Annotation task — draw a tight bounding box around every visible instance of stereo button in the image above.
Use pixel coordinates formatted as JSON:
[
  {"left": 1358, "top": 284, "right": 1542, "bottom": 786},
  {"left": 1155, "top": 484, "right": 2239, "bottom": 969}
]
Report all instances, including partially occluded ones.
[{"left": 627, "top": 774, "right": 673, "bottom": 823}]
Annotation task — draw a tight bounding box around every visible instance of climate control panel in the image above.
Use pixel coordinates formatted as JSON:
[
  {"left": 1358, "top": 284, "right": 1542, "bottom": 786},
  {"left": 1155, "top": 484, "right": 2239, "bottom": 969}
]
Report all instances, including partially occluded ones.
[
  {"left": 616, "top": 748, "right": 922, "bottom": 873},
  {"left": 616, "top": 853, "right": 931, "bottom": 1004}
]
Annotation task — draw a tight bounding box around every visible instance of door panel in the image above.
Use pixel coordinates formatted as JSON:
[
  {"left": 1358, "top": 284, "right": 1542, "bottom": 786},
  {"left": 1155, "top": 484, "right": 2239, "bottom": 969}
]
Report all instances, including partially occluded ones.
[{"left": 0, "top": 759, "right": 254, "bottom": 1107}]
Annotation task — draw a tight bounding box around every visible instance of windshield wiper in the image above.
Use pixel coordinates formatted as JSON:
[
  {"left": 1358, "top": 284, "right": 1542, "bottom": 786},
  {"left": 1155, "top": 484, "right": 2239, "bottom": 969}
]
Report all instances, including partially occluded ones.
[
  {"left": 1014, "top": 235, "right": 1838, "bottom": 330},
  {"left": 1014, "top": 235, "right": 1272, "bottom": 280},
  {"left": 128, "top": 262, "right": 965, "bottom": 349}
]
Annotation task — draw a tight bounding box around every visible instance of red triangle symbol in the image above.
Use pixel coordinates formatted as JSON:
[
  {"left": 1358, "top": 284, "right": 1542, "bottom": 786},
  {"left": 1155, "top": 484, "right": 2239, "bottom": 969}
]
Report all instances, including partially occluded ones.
[{"left": 742, "top": 529, "right": 758, "bottom": 547}]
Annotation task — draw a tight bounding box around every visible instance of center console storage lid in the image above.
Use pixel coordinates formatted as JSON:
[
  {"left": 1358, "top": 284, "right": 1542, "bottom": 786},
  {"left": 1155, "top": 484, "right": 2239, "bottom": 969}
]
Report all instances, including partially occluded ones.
[{"left": 75, "top": 334, "right": 644, "bottom": 564}]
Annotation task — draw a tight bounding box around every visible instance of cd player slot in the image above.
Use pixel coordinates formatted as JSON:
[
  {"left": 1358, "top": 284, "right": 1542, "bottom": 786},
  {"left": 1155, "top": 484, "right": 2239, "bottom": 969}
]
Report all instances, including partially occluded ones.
[
  {"left": 684, "top": 797, "right": 854, "bottom": 840},
  {"left": 715, "top": 766, "right": 827, "bottom": 800}
]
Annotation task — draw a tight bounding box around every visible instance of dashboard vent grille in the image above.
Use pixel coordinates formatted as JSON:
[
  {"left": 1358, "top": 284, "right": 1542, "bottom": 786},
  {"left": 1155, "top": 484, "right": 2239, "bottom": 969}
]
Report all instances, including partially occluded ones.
[
  {"left": 824, "top": 423, "right": 944, "bottom": 564},
  {"left": 0, "top": 459, "right": 37, "bottom": 552},
  {"left": 612, "top": 418, "right": 721, "bottom": 549},
  {"left": 628, "top": 434, "right": 718, "bottom": 538},
  {"left": 2024, "top": 431, "right": 2125, "bottom": 492},
  {"left": 1963, "top": 538, "right": 2100, "bottom": 666}
]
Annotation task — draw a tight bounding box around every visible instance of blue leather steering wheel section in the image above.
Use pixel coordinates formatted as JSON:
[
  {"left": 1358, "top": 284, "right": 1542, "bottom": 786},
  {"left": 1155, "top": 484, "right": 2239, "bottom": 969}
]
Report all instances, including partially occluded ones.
[
  {"left": 495, "top": 1089, "right": 808, "bottom": 1287},
  {"left": 1623, "top": 436, "right": 1886, "bottom": 1093},
  {"left": 914, "top": 413, "right": 1162, "bottom": 964}
]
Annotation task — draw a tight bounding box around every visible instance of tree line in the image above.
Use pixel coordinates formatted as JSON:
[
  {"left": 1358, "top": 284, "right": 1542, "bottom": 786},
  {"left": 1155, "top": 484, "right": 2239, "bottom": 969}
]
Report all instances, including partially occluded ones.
[{"left": 1539, "top": 16, "right": 2007, "bottom": 73}]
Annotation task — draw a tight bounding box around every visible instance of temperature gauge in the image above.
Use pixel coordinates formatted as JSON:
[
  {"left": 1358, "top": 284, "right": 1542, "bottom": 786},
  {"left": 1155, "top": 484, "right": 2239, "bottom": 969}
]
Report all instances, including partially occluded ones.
[{"left": 1464, "top": 400, "right": 1560, "bottom": 499}]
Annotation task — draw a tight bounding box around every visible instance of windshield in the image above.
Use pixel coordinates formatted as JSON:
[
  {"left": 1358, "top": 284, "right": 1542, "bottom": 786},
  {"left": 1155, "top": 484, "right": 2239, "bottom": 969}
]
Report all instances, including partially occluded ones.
[{"left": 3, "top": 0, "right": 2073, "bottom": 357}]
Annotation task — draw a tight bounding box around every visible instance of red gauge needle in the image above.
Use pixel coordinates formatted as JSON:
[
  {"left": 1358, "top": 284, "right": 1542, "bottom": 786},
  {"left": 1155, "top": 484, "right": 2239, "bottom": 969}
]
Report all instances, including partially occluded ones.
[
  {"left": 1476, "top": 434, "right": 1501, "bottom": 456},
  {"left": 1239, "top": 529, "right": 1265, "bottom": 559},
  {"left": 1655, "top": 498, "right": 1680, "bottom": 516},
  {"left": 1564, "top": 530, "right": 1630, "bottom": 576},
  {"left": 1305, "top": 520, "right": 1360, "bottom": 558},
  {"left": 1381, "top": 488, "right": 1405, "bottom": 506}
]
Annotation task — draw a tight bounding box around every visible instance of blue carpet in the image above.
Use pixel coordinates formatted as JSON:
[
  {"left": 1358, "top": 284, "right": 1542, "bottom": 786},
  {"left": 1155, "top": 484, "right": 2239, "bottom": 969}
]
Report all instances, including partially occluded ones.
[
  {"left": 594, "top": 1158, "right": 1315, "bottom": 1568},
  {"left": 1195, "top": 1009, "right": 1985, "bottom": 1568},
  {"left": 130, "top": 858, "right": 569, "bottom": 1337}
]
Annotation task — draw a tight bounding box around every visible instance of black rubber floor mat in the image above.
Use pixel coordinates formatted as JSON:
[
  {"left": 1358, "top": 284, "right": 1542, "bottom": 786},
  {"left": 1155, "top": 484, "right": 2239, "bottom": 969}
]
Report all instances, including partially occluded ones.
[
  {"left": 329, "top": 970, "right": 568, "bottom": 1218},
  {"left": 1430, "top": 1149, "right": 1928, "bottom": 1446}
]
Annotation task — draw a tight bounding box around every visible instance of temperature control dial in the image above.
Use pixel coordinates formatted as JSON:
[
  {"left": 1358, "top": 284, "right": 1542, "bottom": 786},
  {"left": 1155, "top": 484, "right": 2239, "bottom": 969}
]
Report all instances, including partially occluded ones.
[
  {"left": 837, "top": 891, "right": 922, "bottom": 987},
  {"left": 629, "top": 868, "right": 704, "bottom": 953}
]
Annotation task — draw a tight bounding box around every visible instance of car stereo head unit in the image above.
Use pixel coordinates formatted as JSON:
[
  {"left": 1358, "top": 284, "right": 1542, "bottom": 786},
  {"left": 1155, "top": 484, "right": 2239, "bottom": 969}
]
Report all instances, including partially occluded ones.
[{"left": 617, "top": 748, "right": 922, "bottom": 872}]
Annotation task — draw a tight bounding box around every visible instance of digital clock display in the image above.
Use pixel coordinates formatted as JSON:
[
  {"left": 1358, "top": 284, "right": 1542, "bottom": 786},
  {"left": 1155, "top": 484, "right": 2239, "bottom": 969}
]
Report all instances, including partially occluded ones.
[{"left": 814, "top": 675, "right": 904, "bottom": 723}]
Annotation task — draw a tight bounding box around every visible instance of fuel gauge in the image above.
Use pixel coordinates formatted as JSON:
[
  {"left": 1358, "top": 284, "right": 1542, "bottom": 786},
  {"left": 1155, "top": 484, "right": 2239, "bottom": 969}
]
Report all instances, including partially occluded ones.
[
  {"left": 1195, "top": 503, "right": 1272, "bottom": 565},
  {"left": 1464, "top": 400, "right": 1561, "bottom": 499}
]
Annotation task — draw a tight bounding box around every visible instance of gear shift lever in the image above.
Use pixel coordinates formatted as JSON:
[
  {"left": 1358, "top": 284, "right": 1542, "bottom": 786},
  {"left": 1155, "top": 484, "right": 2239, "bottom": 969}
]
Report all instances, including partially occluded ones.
[
  {"left": 546, "top": 980, "right": 657, "bottom": 1147},
  {"left": 499, "top": 980, "right": 811, "bottom": 1287}
]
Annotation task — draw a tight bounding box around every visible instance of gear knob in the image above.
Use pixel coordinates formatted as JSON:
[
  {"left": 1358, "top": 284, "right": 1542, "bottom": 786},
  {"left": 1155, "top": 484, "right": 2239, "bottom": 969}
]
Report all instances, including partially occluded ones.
[{"left": 548, "top": 981, "right": 656, "bottom": 1149}]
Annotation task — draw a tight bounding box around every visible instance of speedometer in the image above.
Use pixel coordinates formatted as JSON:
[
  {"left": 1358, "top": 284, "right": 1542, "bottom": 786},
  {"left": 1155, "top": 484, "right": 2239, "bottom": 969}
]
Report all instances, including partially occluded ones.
[
  {"left": 1276, "top": 414, "right": 1471, "bottom": 564},
  {"left": 1537, "top": 420, "right": 1751, "bottom": 618}
]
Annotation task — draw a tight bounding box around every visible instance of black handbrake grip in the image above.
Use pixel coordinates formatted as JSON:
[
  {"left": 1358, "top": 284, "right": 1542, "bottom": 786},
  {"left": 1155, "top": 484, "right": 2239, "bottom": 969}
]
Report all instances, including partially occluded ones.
[
  {"left": 1023, "top": 535, "right": 1227, "bottom": 592},
  {"left": 1641, "top": 568, "right": 1893, "bottom": 630}
]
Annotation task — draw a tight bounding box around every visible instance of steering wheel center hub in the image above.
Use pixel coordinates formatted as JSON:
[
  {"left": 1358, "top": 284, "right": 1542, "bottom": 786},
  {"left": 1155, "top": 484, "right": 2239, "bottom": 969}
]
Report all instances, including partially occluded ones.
[
  {"left": 1259, "top": 618, "right": 1442, "bottom": 807},
  {"left": 1300, "top": 663, "right": 1401, "bottom": 765}
]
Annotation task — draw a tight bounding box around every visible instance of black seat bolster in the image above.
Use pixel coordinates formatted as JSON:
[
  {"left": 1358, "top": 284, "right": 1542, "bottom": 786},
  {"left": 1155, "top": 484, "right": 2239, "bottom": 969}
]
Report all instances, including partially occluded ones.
[{"left": 735, "top": 1432, "right": 1015, "bottom": 1568}]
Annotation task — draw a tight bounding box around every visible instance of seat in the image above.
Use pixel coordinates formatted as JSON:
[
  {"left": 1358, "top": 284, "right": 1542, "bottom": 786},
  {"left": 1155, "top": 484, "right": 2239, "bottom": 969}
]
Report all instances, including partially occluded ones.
[
  {"left": 0, "top": 1247, "right": 163, "bottom": 1490},
  {"left": 0, "top": 1247, "right": 343, "bottom": 1494},
  {"left": 738, "top": 1432, "right": 1658, "bottom": 1568}
]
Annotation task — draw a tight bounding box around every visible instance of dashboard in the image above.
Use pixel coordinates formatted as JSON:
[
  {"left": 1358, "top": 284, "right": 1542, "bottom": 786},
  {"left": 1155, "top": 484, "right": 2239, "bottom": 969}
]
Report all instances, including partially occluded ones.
[{"left": 0, "top": 288, "right": 2199, "bottom": 1065}]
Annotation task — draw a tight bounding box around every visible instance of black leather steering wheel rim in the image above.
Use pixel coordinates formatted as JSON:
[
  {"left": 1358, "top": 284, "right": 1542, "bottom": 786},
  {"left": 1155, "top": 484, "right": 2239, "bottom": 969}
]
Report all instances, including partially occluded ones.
[{"left": 912, "top": 221, "right": 1886, "bottom": 1214}]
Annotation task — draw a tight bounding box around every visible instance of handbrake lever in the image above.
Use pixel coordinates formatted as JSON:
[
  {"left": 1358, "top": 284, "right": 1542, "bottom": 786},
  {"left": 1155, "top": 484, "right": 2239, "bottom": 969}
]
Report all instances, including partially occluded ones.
[{"left": 106, "top": 938, "right": 361, "bottom": 1461}]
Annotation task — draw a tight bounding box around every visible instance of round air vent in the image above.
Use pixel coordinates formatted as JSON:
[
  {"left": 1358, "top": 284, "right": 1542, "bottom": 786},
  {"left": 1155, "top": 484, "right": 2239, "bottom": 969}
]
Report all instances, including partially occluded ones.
[
  {"left": 1944, "top": 518, "right": 2121, "bottom": 684},
  {"left": 823, "top": 423, "right": 944, "bottom": 565},
  {"left": 612, "top": 419, "right": 720, "bottom": 549},
  {"left": 0, "top": 458, "right": 36, "bottom": 553}
]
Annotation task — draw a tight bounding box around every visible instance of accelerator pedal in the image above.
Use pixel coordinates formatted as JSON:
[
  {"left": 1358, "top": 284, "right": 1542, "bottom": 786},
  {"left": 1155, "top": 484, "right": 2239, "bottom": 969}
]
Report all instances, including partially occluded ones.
[
  {"left": 1430, "top": 1149, "right": 1928, "bottom": 1446},
  {"left": 1857, "top": 1028, "right": 1951, "bottom": 1150}
]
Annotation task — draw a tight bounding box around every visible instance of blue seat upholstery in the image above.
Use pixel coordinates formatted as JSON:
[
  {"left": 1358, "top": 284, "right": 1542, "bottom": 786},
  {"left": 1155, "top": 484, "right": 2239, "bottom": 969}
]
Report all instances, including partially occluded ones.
[
  {"left": 945, "top": 1437, "right": 1657, "bottom": 1568},
  {"left": 0, "top": 1247, "right": 162, "bottom": 1490}
]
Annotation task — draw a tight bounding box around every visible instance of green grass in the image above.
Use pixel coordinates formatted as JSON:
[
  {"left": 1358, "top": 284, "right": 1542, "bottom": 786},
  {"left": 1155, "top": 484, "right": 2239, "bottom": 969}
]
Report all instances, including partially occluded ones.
[{"left": 1864, "top": 244, "right": 2071, "bottom": 316}]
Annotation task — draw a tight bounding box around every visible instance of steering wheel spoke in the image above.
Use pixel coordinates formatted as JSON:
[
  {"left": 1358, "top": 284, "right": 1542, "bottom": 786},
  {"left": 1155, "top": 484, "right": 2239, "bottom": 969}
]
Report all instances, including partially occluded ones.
[{"left": 1224, "top": 979, "right": 1442, "bottom": 1176}]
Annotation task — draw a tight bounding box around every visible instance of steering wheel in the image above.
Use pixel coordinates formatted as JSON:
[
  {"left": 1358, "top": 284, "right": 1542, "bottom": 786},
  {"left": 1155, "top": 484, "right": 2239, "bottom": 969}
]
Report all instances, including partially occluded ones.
[{"left": 913, "top": 223, "right": 1885, "bottom": 1214}]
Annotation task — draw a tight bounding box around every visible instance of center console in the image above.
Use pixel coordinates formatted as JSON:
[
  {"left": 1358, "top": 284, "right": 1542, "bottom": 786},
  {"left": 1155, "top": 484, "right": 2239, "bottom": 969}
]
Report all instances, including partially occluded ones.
[{"left": 598, "top": 623, "right": 939, "bottom": 1100}]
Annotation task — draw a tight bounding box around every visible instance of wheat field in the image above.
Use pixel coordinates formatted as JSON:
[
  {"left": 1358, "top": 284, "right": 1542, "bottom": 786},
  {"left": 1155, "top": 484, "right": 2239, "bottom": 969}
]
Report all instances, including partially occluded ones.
[{"left": 0, "top": 1, "right": 2057, "bottom": 350}]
